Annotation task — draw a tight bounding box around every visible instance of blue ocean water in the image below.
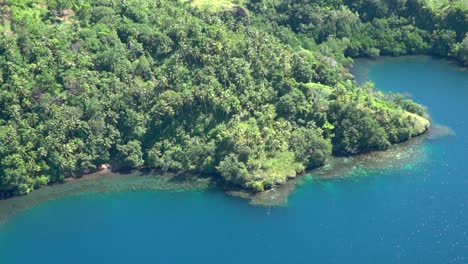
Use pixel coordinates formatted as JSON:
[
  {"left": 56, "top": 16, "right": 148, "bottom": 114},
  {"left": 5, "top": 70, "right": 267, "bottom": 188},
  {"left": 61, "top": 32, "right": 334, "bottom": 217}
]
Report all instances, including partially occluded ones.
[{"left": 0, "top": 56, "right": 467, "bottom": 263}]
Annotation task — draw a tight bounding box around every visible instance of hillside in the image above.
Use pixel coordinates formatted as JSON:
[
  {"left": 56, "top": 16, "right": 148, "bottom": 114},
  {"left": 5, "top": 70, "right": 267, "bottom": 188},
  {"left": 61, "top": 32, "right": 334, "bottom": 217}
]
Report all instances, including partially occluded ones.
[{"left": 1, "top": 0, "right": 463, "bottom": 197}]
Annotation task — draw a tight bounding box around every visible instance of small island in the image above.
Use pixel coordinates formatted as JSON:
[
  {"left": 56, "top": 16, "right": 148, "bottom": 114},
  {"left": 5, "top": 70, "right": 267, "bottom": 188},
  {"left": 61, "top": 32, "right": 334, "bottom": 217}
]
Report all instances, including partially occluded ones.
[{"left": 0, "top": 0, "right": 465, "bottom": 197}]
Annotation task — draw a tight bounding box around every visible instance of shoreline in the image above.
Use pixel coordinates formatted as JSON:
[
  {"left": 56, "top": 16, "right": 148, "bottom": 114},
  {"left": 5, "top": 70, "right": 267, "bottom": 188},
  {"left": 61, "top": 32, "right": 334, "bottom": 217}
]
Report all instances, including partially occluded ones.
[
  {"left": 0, "top": 124, "right": 454, "bottom": 223},
  {"left": 352, "top": 54, "right": 467, "bottom": 69},
  {"left": 1, "top": 108, "right": 452, "bottom": 203},
  {"left": 38, "top": 124, "right": 449, "bottom": 195},
  {"left": 0, "top": 123, "right": 440, "bottom": 202}
]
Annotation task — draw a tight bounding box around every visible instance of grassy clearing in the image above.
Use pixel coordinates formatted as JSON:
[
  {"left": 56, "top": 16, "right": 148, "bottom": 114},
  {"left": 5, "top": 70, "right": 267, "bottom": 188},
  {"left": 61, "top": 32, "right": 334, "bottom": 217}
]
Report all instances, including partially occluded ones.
[{"left": 180, "top": 0, "right": 246, "bottom": 12}]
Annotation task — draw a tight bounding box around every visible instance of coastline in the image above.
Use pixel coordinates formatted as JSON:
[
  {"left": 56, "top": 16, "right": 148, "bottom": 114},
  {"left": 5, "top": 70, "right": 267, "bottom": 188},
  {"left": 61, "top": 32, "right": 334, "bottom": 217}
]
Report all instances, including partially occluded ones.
[
  {"left": 352, "top": 54, "right": 467, "bottom": 69},
  {"left": 3, "top": 52, "right": 456, "bottom": 202},
  {"left": 0, "top": 123, "right": 454, "bottom": 223},
  {"left": 1, "top": 121, "right": 444, "bottom": 203}
]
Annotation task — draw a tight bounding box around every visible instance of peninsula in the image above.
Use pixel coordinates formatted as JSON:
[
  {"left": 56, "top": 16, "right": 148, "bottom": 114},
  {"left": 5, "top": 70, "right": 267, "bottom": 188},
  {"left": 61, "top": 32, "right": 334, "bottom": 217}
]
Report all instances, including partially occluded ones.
[{"left": 0, "top": 0, "right": 465, "bottom": 196}]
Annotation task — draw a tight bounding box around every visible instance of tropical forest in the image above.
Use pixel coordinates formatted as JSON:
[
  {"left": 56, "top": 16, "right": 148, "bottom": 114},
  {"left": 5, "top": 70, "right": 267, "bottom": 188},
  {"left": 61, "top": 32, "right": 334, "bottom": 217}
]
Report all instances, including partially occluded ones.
[{"left": 0, "top": 0, "right": 466, "bottom": 197}]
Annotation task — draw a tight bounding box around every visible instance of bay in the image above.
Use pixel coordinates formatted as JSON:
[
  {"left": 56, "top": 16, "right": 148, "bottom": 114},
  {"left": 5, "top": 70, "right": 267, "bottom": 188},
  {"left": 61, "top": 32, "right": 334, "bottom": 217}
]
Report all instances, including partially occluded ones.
[{"left": 0, "top": 56, "right": 467, "bottom": 263}]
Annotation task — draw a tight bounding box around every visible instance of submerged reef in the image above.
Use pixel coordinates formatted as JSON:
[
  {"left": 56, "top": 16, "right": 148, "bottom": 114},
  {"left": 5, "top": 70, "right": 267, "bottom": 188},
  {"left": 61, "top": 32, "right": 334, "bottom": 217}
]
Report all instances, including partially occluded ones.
[{"left": 0, "top": 124, "right": 454, "bottom": 222}]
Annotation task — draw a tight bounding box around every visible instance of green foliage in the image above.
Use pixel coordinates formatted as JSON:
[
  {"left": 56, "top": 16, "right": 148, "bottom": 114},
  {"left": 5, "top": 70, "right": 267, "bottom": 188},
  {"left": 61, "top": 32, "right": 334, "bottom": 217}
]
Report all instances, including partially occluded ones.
[
  {"left": 217, "top": 154, "right": 250, "bottom": 186},
  {"left": 182, "top": 0, "right": 247, "bottom": 13},
  {"left": 452, "top": 34, "right": 468, "bottom": 65},
  {"left": 289, "top": 127, "right": 332, "bottom": 169},
  {"left": 248, "top": 0, "right": 467, "bottom": 65},
  {"left": 328, "top": 97, "right": 392, "bottom": 154},
  {"left": 392, "top": 95, "right": 428, "bottom": 117},
  {"left": 115, "top": 141, "right": 144, "bottom": 168},
  {"left": 0, "top": 0, "right": 445, "bottom": 196}
]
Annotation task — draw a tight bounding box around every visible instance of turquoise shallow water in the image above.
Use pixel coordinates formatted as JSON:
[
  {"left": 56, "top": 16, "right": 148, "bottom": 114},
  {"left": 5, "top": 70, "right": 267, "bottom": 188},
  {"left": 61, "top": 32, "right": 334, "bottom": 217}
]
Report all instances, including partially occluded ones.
[{"left": 0, "top": 56, "right": 467, "bottom": 263}]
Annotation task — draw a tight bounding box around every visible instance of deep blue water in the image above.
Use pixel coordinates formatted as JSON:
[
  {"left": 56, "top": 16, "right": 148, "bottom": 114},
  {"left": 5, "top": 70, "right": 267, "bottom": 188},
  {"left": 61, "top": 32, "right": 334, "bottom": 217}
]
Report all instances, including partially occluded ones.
[{"left": 0, "top": 56, "right": 467, "bottom": 263}]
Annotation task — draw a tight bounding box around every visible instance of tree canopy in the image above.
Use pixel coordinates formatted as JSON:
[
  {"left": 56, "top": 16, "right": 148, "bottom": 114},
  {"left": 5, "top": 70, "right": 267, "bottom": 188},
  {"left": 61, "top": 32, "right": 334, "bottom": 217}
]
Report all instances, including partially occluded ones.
[{"left": 1, "top": 0, "right": 461, "bottom": 196}]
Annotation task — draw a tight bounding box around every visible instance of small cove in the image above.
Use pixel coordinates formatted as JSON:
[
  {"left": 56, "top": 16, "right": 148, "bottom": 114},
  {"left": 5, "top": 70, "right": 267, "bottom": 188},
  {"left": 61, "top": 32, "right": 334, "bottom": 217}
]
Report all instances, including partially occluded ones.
[{"left": 0, "top": 56, "right": 467, "bottom": 263}]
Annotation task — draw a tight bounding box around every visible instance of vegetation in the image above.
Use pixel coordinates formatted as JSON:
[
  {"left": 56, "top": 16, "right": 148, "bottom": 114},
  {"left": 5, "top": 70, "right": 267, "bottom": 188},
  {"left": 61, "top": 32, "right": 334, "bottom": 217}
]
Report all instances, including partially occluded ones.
[
  {"left": 248, "top": 0, "right": 467, "bottom": 65},
  {"left": 181, "top": 0, "right": 247, "bottom": 12},
  {"left": 1, "top": 0, "right": 463, "bottom": 197}
]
